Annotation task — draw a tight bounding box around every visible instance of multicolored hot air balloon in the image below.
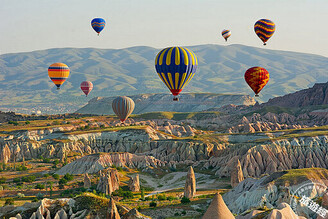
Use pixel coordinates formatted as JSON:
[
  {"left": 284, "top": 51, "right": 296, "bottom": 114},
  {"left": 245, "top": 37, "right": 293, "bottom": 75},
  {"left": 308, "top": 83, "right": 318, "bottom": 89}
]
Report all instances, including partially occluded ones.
[
  {"left": 222, "top": 29, "right": 231, "bottom": 41},
  {"left": 155, "top": 47, "right": 198, "bottom": 101},
  {"left": 254, "top": 19, "right": 275, "bottom": 45},
  {"left": 80, "top": 81, "right": 93, "bottom": 97},
  {"left": 91, "top": 18, "right": 106, "bottom": 35},
  {"left": 48, "top": 63, "right": 70, "bottom": 90},
  {"left": 112, "top": 96, "right": 135, "bottom": 123},
  {"left": 244, "top": 67, "right": 269, "bottom": 97}
]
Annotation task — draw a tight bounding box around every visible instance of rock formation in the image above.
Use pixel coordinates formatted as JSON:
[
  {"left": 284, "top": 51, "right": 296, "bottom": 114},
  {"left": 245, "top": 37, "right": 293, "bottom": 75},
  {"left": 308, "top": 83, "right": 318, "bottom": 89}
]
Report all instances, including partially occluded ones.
[
  {"left": 202, "top": 193, "right": 234, "bottom": 219},
  {"left": 97, "top": 168, "right": 120, "bottom": 195},
  {"left": 0, "top": 144, "right": 11, "bottom": 164},
  {"left": 107, "top": 198, "right": 120, "bottom": 219},
  {"left": 122, "top": 208, "right": 151, "bottom": 219},
  {"left": 266, "top": 203, "right": 306, "bottom": 219},
  {"left": 230, "top": 159, "right": 244, "bottom": 187},
  {"left": 84, "top": 173, "right": 91, "bottom": 188},
  {"left": 54, "top": 209, "right": 68, "bottom": 219},
  {"left": 184, "top": 166, "right": 196, "bottom": 199},
  {"left": 128, "top": 174, "right": 140, "bottom": 192}
]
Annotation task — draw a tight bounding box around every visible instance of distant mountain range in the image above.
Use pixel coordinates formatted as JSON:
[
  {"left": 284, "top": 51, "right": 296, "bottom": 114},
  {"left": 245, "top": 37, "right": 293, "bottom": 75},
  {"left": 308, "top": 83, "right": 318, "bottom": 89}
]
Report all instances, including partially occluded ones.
[{"left": 0, "top": 44, "right": 327, "bottom": 114}]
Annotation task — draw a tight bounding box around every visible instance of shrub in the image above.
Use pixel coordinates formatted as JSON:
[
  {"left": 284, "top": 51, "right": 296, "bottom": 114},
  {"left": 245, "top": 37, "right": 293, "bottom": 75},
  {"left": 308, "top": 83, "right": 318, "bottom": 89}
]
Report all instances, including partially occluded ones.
[
  {"left": 52, "top": 174, "right": 60, "bottom": 180},
  {"left": 8, "top": 121, "right": 19, "bottom": 126},
  {"left": 63, "top": 173, "right": 74, "bottom": 181},
  {"left": 21, "top": 175, "right": 36, "bottom": 183},
  {"left": 0, "top": 177, "right": 7, "bottom": 184},
  {"left": 167, "top": 196, "right": 176, "bottom": 201},
  {"left": 182, "top": 210, "right": 186, "bottom": 215},
  {"left": 157, "top": 194, "right": 166, "bottom": 201},
  {"left": 4, "top": 198, "right": 14, "bottom": 206},
  {"left": 42, "top": 158, "right": 51, "bottom": 163},
  {"left": 25, "top": 121, "right": 30, "bottom": 124},
  {"left": 43, "top": 174, "right": 50, "bottom": 178},
  {"left": 32, "top": 197, "right": 39, "bottom": 202},
  {"left": 149, "top": 201, "right": 157, "bottom": 207},
  {"left": 13, "top": 178, "right": 21, "bottom": 183},
  {"left": 53, "top": 160, "right": 59, "bottom": 165},
  {"left": 16, "top": 165, "right": 27, "bottom": 171},
  {"left": 181, "top": 196, "right": 191, "bottom": 204},
  {"left": 52, "top": 121, "right": 60, "bottom": 125},
  {"left": 140, "top": 189, "right": 145, "bottom": 200},
  {"left": 35, "top": 183, "right": 45, "bottom": 190},
  {"left": 17, "top": 193, "right": 25, "bottom": 198},
  {"left": 145, "top": 197, "right": 152, "bottom": 201},
  {"left": 36, "top": 192, "right": 44, "bottom": 200}
]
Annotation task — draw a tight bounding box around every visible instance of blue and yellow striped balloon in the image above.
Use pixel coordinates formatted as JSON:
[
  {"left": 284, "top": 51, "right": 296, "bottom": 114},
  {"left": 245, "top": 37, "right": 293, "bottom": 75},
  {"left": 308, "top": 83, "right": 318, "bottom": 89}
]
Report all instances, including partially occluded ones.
[
  {"left": 155, "top": 47, "right": 198, "bottom": 99},
  {"left": 254, "top": 19, "right": 275, "bottom": 45},
  {"left": 48, "top": 63, "right": 70, "bottom": 90}
]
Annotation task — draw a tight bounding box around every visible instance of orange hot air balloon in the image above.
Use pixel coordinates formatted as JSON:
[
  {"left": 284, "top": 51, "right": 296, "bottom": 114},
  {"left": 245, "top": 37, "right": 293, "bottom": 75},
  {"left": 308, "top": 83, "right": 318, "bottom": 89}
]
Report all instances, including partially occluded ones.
[{"left": 244, "top": 67, "right": 269, "bottom": 97}]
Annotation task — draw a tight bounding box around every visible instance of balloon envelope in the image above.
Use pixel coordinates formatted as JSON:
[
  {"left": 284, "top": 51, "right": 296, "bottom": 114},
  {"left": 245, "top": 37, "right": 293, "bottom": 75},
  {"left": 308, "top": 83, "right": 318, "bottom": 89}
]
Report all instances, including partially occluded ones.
[
  {"left": 48, "top": 63, "right": 70, "bottom": 89},
  {"left": 80, "top": 81, "right": 93, "bottom": 96},
  {"left": 222, "top": 29, "right": 231, "bottom": 41},
  {"left": 112, "top": 96, "right": 135, "bottom": 123},
  {"left": 155, "top": 47, "right": 198, "bottom": 98},
  {"left": 91, "top": 18, "right": 106, "bottom": 35},
  {"left": 244, "top": 67, "right": 269, "bottom": 96},
  {"left": 254, "top": 19, "right": 275, "bottom": 45}
]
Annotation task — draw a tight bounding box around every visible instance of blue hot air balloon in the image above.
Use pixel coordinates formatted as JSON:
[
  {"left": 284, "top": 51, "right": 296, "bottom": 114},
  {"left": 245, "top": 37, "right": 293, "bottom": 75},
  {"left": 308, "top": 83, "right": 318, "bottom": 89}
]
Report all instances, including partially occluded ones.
[{"left": 91, "top": 18, "right": 106, "bottom": 35}]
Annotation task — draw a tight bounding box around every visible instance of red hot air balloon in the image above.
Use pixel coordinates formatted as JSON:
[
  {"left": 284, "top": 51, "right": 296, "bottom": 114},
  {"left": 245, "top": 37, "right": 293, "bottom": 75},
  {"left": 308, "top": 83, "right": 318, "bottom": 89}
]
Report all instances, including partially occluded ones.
[
  {"left": 244, "top": 67, "right": 270, "bottom": 97},
  {"left": 80, "top": 81, "right": 93, "bottom": 97}
]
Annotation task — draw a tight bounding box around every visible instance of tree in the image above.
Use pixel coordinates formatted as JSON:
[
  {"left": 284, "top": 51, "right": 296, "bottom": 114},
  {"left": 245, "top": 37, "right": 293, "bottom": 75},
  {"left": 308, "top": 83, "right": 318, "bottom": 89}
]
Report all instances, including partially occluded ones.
[
  {"left": 181, "top": 196, "right": 191, "bottom": 204},
  {"left": 140, "top": 188, "right": 145, "bottom": 200},
  {"left": 0, "top": 177, "right": 7, "bottom": 184},
  {"left": 52, "top": 174, "right": 60, "bottom": 180},
  {"left": 35, "top": 183, "right": 45, "bottom": 190},
  {"left": 4, "top": 198, "right": 14, "bottom": 206}
]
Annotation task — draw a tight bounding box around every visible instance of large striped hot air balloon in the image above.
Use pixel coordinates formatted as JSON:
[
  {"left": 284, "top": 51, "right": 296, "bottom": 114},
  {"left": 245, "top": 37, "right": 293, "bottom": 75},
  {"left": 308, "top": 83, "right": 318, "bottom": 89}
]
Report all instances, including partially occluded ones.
[
  {"left": 254, "top": 19, "right": 275, "bottom": 45},
  {"left": 91, "top": 18, "right": 106, "bottom": 36},
  {"left": 221, "top": 29, "right": 231, "bottom": 42},
  {"left": 244, "top": 67, "right": 269, "bottom": 97},
  {"left": 80, "top": 81, "right": 93, "bottom": 97},
  {"left": 48, "top": 63, "right": 70, "bottom": 90},
  {"left": 155, "top": 47, "right": 198, "bottom": 101},
  {"left": 112, "top": 96, "right": 135, "bottom": 123}
]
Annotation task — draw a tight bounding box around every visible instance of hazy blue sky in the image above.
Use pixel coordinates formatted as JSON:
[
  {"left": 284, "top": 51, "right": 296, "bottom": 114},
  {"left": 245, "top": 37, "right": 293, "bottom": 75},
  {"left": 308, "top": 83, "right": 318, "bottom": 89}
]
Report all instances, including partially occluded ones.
[{"left": 1, "top": 0, "right": 328, "bottom": 56}]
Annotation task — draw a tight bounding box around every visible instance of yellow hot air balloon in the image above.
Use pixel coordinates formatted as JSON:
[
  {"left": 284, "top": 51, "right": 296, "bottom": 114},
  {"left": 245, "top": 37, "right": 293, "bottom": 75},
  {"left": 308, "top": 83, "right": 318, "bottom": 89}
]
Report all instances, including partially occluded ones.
[{"left": 48, "top": 63, "right": 70, "bottom": 89}]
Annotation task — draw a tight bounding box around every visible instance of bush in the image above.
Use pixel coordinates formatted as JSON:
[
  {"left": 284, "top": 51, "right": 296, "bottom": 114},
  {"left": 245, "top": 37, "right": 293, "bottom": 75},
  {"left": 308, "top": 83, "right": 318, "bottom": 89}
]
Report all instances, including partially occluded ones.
[
  {"left": 63, "top": 173, "right": 74, "bottom": 181},
  {"left": 0, "top": 177, "right": 7, "bottom": 184},
  {"left": 149, "top": 201, "right": 157, "bottom": 207},
  {"left": 13, "top": 178, "right": 21, "bottom": 183},
  {"left": 36, "top": 192, "right": 44, "bottom": 200},
  {"left": 43, "top": 174, "right": 50, "bottom": 178},
  {"left": 52, "top": 174, "right": 60, "bottom": 180},
  {"left": 25, "top": 121, "right": 30, "bottom": 124},
  {"left": 21, "top": 175, "right": 36, "bottom": 183},
  {"left": 167, "top": 196, "right": 176, "bottom": 201},
  {"left": 112, "top": 187, "right": 133, "bottom": 199},
  {"left": 182, "top": 210, "right": 186, "bottom": 215},
  {"left": 8, "top": 121, "right": 19, "bottom": 126},
  {"left": 16, "top": 165, "right": 27, "bottom": 171},
  {"left": 52, "top": 121, "right": 60, "bottom": 125},
  {"left": 181, "top": 196, "right": 191, "bottom": 204},
  {"left": 145, "top": 196, "right": 152, "bottom": 201},
  {"left": 4, "top": 198, "right": 14, "bottom": 206},
  {"left": 35, "top": 183, "right": 45, "bottom": 190},
  {"left": 42, "top": 158, "right": 51, "bottom": 163},
  {"left": 17, "top": 193, "right": 25, "bottom": 198},
  {"left": 53, "top": 160, "right": 59, "bottom": 165},
  {"left": 31, "top": 197, "right": 39, "bottom": 202},
  {"left": 157, "top": 194, "right": 166, "bottom": 201}
]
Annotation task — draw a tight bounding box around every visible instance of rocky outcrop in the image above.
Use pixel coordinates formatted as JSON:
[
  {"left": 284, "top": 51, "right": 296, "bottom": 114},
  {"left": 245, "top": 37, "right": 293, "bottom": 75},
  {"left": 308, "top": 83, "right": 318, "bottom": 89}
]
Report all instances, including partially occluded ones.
[
  {"left": 202, "top": 193, "right": 234, "bottom": 219},
  {"left": 231, "top": 159, "right": 243, "bottom": 187},
  {"left": 128, "top": 175, "right": 140, "bottom": 192},
  {"left": 263, "top": 82, "right": 328, "bottom": 108},
  {"left": 0, "top": 144, "right": 11, "bottom": 164},
  {"left": 107, "top": 198, "right": 120, "bottom": 219},
  {"left": 54, "top": 209, "right": 68, "bottom": 219},
  {"left": 267, "top": 203, "right": 306, "bottom": 219},
  {"left": 122, "top": 208, "right": 151, "bottom": 219},
  {"left": 184, "top": 166, "right": 196, "bottom": 199},
  {"left": 97, "top": 168, "right": 120, "bottom": 195},
  {"left": 77, "top": 93, "right": 256, "bottom": 115},
  {"left": 84, "top": 173, "right": 91, "bottom": 188},
  {"left": 56, "top": 152, "right": 165, "bottom": 175}
]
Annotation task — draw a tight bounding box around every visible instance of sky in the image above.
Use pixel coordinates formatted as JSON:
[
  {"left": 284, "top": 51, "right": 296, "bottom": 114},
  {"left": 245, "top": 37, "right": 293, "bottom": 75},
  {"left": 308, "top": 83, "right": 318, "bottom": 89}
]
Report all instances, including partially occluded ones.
[{"left": 1, "top": 0, "right": 328, "bottom": 57}]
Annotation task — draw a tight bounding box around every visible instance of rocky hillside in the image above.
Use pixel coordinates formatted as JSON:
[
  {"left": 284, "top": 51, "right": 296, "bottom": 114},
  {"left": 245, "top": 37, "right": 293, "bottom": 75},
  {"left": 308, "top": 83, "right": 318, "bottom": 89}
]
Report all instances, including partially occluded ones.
[
  {"left": 263, "top": 82, "right": 328, "bottom": 107},
  {"left": 76, "top": 93, "right": 256, "bottom": 115},
  {"left": 1, "top": 44, "right": 328, "bottom": 114}
]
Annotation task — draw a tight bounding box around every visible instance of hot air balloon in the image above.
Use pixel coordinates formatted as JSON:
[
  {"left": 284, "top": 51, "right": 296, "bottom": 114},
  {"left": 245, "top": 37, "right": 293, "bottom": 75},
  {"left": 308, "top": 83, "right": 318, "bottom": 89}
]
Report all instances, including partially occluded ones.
[
  {"left": 80, "top": 81, "right": 93, "bottom": 97},
  {"left": 254, "top": 19, "right": 275, "bottom": 45},
  {"left": 91, "top": 18, "right": 106, "bottom": 36},
  {"left": 244, "top": 67, "right": 269, "bottom": 97},
  {"left": 112, "top": 96, "right": 135, "bottom": 123},
  {"left": 48, "top": 63, "right": 70, "bottom": 90},
  {"left": 222, "top": 29, "right": 231, "bottom": 41},
  {"left": 155, "top": 47, "right": 198, "bottom": 101}
]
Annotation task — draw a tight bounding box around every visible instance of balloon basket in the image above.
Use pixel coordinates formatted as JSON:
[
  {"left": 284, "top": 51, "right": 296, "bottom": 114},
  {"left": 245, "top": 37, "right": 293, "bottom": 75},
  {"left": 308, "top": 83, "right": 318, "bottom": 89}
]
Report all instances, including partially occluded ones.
[
  {"left": 173, "top": 97, "right": 179, "bottom": 101},
  {"left": 57, "top": 87, "right": 60, "bottom": 90},
  {"left": 255, "top": 94, "right": 259, "bottom": 97}
]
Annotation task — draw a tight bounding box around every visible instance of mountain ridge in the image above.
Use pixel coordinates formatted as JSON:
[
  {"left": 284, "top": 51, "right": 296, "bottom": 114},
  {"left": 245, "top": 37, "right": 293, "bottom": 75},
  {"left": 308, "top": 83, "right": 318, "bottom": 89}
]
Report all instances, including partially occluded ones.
[{"left": 1, "top": 44, "right": 327, "bottom": 114}]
